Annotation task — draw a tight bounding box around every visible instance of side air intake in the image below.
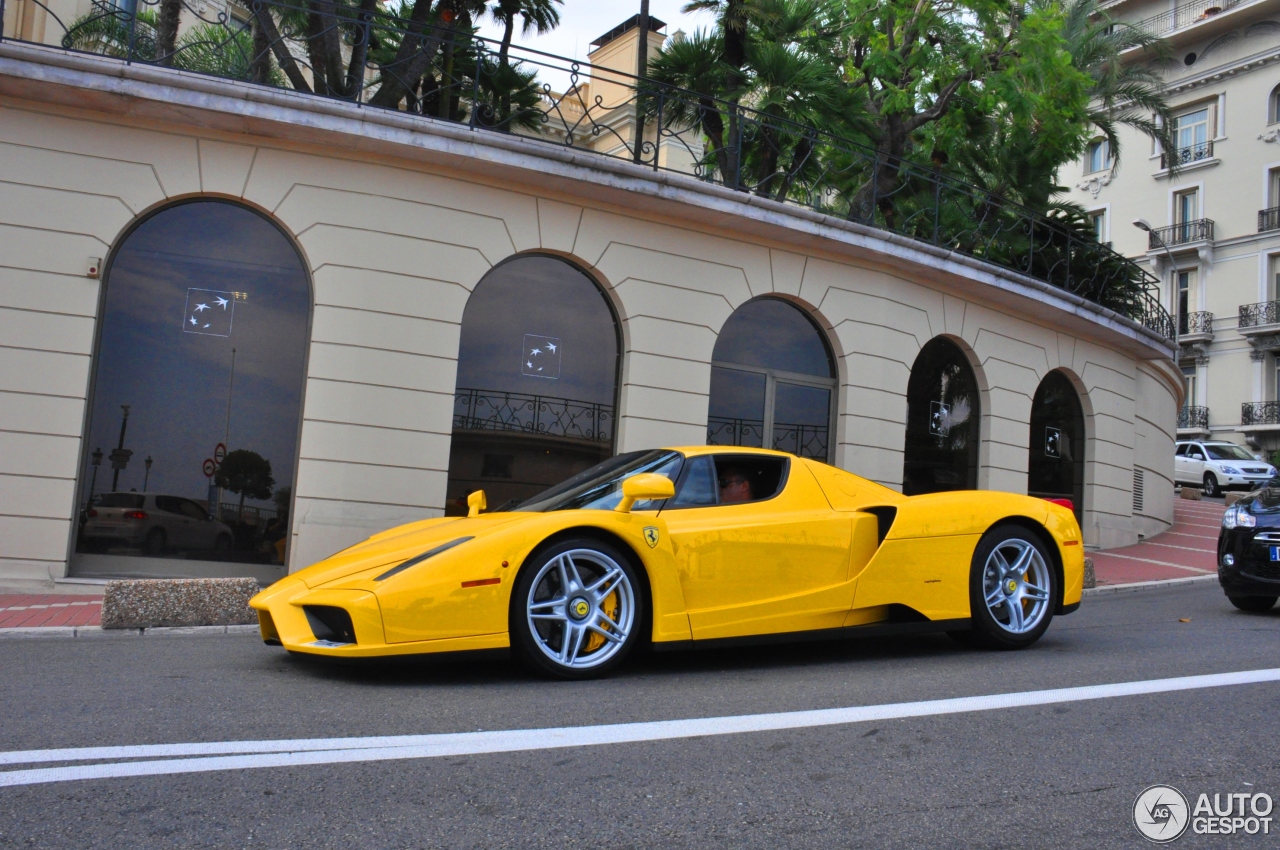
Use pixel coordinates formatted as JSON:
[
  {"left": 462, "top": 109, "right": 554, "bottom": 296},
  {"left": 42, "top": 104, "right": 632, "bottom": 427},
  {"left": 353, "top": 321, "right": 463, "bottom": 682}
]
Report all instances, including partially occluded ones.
[{"left": 864, "top": 506, "right": 897, "bottom": 544}]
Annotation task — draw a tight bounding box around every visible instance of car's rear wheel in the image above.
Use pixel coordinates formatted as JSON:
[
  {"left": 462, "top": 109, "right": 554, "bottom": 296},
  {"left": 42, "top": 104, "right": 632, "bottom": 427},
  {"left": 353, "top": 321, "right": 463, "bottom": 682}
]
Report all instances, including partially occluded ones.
[
  {"left": 510, "top": 539, "right": 644, "bottom": 680},
  {"left": 213, "top": 534, "right": 232, "bottom": 552},
  {"left": 1203, "top": 472, "right": 1220, "bottom": 498},
  {"left": 1228, "top": 595, "right": 1277, "bottom": 612},
  {"left": 143, "top": 528, "right": 166, "bottom": 556},
  {"left": 952, "top": 524, "right": 1057, "bottom": 650}
]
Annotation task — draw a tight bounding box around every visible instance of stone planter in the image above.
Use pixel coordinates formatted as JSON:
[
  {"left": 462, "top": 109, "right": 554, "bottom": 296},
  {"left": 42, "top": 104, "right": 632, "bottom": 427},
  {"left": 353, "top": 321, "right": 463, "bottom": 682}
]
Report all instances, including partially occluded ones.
[{"left": 101, "top": 578, "right": 260, "bottom": 629}]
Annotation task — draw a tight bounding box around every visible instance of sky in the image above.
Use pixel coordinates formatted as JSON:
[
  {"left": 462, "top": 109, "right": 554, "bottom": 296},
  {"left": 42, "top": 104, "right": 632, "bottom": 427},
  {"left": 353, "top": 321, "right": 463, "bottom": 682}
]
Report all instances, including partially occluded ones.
[{"left": 473, "top": 0, "right": 712, "bottom": 65}]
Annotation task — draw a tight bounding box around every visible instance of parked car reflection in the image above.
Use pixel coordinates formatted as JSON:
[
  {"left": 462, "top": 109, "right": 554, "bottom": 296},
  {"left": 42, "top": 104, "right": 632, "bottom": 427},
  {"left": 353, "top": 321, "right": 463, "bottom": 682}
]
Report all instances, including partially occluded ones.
[{"left": 80, "top": 493, "right": 234, "bottom": 557}]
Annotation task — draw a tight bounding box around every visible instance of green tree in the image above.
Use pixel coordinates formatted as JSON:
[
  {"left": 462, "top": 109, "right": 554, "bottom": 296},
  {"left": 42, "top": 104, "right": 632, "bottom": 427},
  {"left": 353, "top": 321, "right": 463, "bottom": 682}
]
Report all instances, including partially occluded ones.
[{"left": 214, "top": 450, "right": 276, "bottom": 518}]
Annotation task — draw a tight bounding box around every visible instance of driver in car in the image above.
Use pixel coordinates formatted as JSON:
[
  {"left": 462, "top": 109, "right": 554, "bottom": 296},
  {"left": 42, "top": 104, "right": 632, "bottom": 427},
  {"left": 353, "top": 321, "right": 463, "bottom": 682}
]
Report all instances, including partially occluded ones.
[{"left": 718, "top": 467, "right": 754, "bottom": 504}]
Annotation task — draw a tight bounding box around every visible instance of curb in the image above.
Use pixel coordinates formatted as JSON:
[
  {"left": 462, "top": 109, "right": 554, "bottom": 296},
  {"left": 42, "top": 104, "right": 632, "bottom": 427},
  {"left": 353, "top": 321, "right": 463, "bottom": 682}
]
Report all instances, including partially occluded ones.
[
  {"left": 1084, "top": 574, "right": 1218, "bottom": 596},
  {"left": 0, "top": 624, "right": 260, "bottom": 640}
]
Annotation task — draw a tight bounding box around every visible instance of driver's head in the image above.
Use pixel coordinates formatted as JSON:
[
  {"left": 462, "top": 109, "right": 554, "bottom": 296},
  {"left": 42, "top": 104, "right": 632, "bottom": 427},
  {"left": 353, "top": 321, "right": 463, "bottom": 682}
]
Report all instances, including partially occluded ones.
[{"left": 718, "top": 465, "right": 753, "bottom": 504}]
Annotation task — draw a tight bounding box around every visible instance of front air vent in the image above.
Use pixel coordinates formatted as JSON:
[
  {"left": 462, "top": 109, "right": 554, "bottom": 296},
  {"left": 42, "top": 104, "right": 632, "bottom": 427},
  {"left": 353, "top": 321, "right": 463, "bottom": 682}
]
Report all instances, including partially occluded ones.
[
  {"left": 303, "top": 605, "right": 357, "bottom": 644},
  {"left": 1133, "top": 468, "right": 1145, "bottom": 515},
  {"left": 375, "top": 536, "right": 475, "bottom": 581}
]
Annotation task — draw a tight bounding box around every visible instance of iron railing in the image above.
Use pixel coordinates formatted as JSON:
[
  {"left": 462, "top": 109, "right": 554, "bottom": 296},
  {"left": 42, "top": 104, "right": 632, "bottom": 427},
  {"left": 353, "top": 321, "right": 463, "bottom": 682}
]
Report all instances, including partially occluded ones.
[
  {"left": 1160, "top": 140, "right": 1214, "bottom": 170},
  {"left": 706, "top": 416, "right": 828, "bottom": 460},
  {"left": 453, "top": 388, "right": 612, "bottom": 443},
  {"left": 1177, "top": 405, "right": 1209, "bottom": 430},
  {"left": 0, "top": 0, "right": 1174, "bottom": 339},
  {"left": 1179, "top": 310, "right": 1213, "bottom": 336},
  {"left": 1239, "top": 301, "right": 1280, "bottom": 328},
  {"left": 1149, "top": 219, "right": 1214, "bottom": 248},
  {"left": 1242, "top": 401, "right": 1280, "bottom": 426},
  {"left": 1260, "top": 206, "right": 1280, "bottom": 233},
  {"left": 1132, "top": 0, "right": 1240, "bottom": 38}
]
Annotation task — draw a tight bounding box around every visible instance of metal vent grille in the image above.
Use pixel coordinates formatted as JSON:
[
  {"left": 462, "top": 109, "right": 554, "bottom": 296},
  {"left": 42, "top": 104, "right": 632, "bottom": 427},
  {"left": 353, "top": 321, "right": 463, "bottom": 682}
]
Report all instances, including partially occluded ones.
[{"left": 1133, "top": 468, "right": 1145, "bottom": 514}]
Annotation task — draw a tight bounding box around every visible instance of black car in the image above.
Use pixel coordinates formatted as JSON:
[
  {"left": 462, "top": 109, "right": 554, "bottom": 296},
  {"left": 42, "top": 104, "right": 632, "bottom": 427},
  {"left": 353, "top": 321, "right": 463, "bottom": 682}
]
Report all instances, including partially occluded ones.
[{"left": 1218, "top": 485, "right": 1280, "bottom": 612}]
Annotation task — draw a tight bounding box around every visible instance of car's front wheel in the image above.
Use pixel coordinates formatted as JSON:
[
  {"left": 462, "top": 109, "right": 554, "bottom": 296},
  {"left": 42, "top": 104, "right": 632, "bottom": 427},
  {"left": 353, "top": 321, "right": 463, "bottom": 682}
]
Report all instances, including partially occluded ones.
[
  {"left": 510, "top": 539, "right": 644, "bottom": 679},
  {"left": 952, "top": 524, "right": 1057, "bottom": 650},
  {"left": 1203, "top": 472, "right": 1221, "bottom": 498},
  {"left": 143, "top": 528, "right": 166, "bottom": 556},
  {"left": 1228, "top": 595, "right": 1277, "bottom": 612}
]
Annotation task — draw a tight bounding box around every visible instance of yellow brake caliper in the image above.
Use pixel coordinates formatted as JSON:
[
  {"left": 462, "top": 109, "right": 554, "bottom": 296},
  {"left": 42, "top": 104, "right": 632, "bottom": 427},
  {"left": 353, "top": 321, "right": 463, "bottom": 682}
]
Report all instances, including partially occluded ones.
[{"left": 584, "top": 590, "right": 619, "bottom": 653}]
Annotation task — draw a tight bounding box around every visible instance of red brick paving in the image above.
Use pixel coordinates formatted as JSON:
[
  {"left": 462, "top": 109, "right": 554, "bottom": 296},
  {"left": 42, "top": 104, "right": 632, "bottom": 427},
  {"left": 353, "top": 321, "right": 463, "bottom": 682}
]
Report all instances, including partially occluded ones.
[
  {"left": 0, "top": 595, "right": 102, "bottom": 628},
  {"left": 1091, "top": 500, "right": 1222, "bottom": 586}
]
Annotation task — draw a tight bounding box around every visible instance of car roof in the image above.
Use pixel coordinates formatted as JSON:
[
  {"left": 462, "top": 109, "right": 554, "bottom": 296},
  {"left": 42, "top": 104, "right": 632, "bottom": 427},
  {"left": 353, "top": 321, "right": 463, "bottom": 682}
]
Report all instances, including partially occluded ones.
[{"left": 666, "top": 446, "right": 795, "bottom": 458}]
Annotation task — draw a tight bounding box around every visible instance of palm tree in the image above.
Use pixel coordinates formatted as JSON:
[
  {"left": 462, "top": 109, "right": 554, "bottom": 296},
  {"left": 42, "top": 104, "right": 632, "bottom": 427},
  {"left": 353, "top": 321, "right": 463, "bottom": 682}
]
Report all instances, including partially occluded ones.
[{"left": 490, "top": 0, "right": 561, "bottom": 68}]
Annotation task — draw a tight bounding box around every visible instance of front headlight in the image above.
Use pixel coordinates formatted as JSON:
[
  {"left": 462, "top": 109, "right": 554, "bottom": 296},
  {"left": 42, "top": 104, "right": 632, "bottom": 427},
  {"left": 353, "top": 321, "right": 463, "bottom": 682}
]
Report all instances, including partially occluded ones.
[
  {"left": 1221, "top": 466, "right": 1242, "bottom": 475},
  {"left": 1223, "top": 505, "right": 1256, "bottom": 529}
]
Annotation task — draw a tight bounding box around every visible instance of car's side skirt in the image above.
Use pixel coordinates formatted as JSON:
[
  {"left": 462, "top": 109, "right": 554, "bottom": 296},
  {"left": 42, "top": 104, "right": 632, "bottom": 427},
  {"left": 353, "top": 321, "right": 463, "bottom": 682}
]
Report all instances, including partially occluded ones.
[{"left": 650, "top": 617, "right": 972, "bottom": 653}]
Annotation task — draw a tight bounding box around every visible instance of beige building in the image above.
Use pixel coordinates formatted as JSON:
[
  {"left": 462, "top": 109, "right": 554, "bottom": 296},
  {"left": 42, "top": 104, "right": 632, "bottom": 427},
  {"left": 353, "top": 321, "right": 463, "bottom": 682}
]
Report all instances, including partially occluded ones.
[
  {"left": 0, "top": 13, "right": 1180, "bottom": 591},
  {"left": 1066, "top": 0, "right": 1280, "bottom": 461}
]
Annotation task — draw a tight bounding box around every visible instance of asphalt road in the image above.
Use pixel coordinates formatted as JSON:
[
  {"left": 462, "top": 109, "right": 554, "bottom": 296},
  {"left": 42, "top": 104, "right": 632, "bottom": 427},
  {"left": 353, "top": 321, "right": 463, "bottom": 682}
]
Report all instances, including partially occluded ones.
[{"left": 1, "top": 581, "right": 1278, "bottom": 849}]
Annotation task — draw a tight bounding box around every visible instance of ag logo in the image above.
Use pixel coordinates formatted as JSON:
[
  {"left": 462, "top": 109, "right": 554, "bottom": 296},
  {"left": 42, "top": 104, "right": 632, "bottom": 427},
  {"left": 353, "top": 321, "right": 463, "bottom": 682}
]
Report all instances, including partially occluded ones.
[
  {"left": 643, "top": 527, "right": 659, "bottom": 548},
  {"left": 1133, "top": 784, "right": 1189, "bottom": 843}
]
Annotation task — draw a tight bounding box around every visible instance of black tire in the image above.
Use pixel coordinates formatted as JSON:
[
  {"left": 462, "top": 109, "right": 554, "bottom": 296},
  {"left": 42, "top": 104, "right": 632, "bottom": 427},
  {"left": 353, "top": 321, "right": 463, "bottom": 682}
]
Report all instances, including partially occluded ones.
[
  {"left": 143, "top": 528, "right": 166, "bottom": 556},
  {"left": 213, "top": 534, "right": 232, "bottom": 553},
  {"left": 1228, "top": 595, "right": 1277, "bottom": 612},
  {"left": 509, "top": 538, "right": 646, "bottom": 680},
  {"left": 952, "top": 523, "right": 1058, "bottom": 650},
  {"left": 1203, "top": 473, "right": 1220, "bottom": 498}
]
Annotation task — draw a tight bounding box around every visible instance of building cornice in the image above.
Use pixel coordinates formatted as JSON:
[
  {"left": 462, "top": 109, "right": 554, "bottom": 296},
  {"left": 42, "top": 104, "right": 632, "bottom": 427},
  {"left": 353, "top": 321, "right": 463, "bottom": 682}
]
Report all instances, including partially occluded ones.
[
  {"left": 1164, "top": 41, "right": 1280, "bottom": 95},
  {"left": 0, "top": 41, "right": 1175, "bottom": 364}
]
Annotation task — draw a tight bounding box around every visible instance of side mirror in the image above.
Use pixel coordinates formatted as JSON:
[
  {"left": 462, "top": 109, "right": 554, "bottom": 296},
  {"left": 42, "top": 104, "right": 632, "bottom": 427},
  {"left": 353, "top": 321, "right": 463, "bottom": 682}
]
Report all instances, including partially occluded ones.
[
  {"left": 467, "top": 490, "right": 487, "bottom": 518},
  {"left": 615, "top": 473, "right": 675, "bottom": 513}
]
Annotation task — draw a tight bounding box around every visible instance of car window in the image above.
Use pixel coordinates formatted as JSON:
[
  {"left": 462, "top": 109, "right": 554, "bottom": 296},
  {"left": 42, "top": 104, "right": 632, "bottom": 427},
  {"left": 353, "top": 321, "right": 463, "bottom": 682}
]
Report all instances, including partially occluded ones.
[
  {"left": 97, "top": 493, "right": 144, "bottom": 509},
  {"left": 154, "top": 496, "right": 183, "bottom": 514},
  {"left": 1188, "top": 446, "right": 1205, "bottom": 459},
  {"left": 179, "top": 500, "right": 208, "bottom": 520},
  {"left": 1175, "top": 445, "right": 1187, "bottom": 457},
  {"left": 510, "top": 450, "right": 684, "bottom": 512},
  {"left": 1205, "top": 444, "right": 1255, "bottom": 461},
  {"left": 712, "top": 455, "right": 788, "bottom": 505},
  {"left": 667, "top": 456, "right": 719, "bottom": 508}
]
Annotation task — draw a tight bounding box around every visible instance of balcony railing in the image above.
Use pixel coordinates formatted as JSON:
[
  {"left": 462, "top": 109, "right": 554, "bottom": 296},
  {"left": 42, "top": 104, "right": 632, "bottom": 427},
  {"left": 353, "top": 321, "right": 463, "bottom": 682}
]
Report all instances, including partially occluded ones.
[
  {"left": 707, "top": 416, "right": 829, "bottom": 460},
  {"left": 1242, "top": 402, "right": 1280, "bottom": 426},
  {"left": 1260, "top": 207, "right": 1280, "bottom": 233},
  {"left": 1179, "top": 310, "right": 1213, "bottom": 336},
  {"left": 1148, "top": 219, "right": 1214, "bottom": 248},
  {"left": 0, "top": 0, "right": 1175, "bottom": 340},
  {"left": 1133, "top": 0, "right": 1240, "bottom": 38},
  {"left": 1160, "top": 140, "right": 1214, "bottom": 170},
  {"left": 1239, "top": 301, "right": 1280, "bottom": 328},
  {"left": 1178, "top": 405, "right": 1209, "bottom": 430},
  {"left": 453, "top": 389, "right": 612, "bottom": 443}
]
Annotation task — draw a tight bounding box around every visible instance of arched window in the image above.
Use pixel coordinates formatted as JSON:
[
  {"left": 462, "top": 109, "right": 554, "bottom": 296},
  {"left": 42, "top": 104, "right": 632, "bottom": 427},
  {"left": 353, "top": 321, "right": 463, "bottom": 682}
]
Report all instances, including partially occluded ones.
[
  {"left": 707, "top": 297, "right": 836, "bottom": 461},
  {"left": 75, "top": 201, "right": 311, "bottom": 579},
  {"left": 446, "top": 256, "right": 620, "bottom": 514},
  {"left": 903, "top": 337, "right": 981, "bottom": 494},
  {"left": 1271, "top": 84, "right": 1280, "bottom": 124},
  {"left": 1028, "top": 371, "right": 1085, "bottom": 519}
]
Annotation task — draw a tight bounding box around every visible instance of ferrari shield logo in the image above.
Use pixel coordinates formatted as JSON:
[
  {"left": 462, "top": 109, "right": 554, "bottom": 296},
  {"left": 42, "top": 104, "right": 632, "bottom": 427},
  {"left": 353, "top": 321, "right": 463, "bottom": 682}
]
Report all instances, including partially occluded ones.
[{"left": 643, "top": 527, "right": 659, "bottom": 548}]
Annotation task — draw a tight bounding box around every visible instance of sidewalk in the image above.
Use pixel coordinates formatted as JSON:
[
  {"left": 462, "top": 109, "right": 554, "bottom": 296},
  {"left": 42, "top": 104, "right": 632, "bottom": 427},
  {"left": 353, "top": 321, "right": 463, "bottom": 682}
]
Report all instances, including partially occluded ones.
[
  {"left": 0, "top": 595, "right": 103, "bottom": 628},
  {"left": 1090, "top": 499, "right": 1221, "bottom": 586}
]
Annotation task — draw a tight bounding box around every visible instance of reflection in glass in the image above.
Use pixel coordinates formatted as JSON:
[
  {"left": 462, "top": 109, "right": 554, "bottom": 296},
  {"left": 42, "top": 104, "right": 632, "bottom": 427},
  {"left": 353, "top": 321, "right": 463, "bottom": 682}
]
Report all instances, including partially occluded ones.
[
  {"left": 708, "top": 297, "right": 835, "bottom": 460},
  {"left": 1028, "top": 371, "right": 1085, "bottom": 519},
  {"left": 447, "top": 256, "right": 620, "bottom": 514},
  {"left": 903, "top": 338, "right": 980, "bottom": 495},
  {"left": 707, "top": 367, "right": 766, "bottom": 448},
  {"left": 772, "top": 383, "right": 831, "bottom": 459},
  {"left": 75, "top": 201, "right": 310, "bottom": 573}
]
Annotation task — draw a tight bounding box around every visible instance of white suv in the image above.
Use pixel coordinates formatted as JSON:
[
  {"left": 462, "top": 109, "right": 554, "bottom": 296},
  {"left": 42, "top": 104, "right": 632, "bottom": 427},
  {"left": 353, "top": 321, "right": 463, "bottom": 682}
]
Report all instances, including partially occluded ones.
[{"left": 1174, "top": 441, "right": 1276, "bottom": 497}]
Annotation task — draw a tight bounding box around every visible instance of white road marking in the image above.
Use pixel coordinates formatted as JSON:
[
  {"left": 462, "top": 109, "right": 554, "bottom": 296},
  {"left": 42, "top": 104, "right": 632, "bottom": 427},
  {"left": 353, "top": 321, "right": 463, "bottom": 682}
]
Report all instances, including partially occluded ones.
[
  {"left": 2, "top": 668, "right": 1278, "bottom": 788},
  {"left": 1090, "top": 553, "right": 1213, "bottom": 573}
]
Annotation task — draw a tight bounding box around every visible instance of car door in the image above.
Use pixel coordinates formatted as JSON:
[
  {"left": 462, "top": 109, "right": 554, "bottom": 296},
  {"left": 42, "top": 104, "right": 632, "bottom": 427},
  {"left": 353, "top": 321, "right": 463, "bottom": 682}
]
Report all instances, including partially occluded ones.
[
  {"left": 1186, "top": 443, "right": 1207, "bottom": 481},
  {"left": 1174, "top": 444, "right": 1188, "bottom": 484},
  {"left": 180, "top": 499, "right": 216, "bottom": 549},
  {"left": 153, "top": 496, "right": 194, "bottom": 548},
  {"left": 660, "top": 454, "right": 858, "bottom": 640}
]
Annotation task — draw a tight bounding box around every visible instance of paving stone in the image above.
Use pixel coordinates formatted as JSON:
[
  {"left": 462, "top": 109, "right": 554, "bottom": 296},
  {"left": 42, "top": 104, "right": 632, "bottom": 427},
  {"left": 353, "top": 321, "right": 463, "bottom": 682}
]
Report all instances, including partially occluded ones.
[{"left": 100, "top": 578, "right": 260, "bottom": 629}]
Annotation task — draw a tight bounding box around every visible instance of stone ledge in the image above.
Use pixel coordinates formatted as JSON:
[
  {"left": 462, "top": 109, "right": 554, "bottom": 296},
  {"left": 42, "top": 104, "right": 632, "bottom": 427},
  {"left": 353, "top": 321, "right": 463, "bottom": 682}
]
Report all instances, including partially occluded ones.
[{"left": 101, "top": 578, "right": 260, "bottom": 629}]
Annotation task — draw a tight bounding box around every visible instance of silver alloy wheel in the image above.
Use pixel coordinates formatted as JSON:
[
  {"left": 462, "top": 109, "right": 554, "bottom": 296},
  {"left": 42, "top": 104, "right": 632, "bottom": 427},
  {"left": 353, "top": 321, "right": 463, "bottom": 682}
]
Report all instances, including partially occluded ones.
[
  {"left": 525, "top": 548, "right": 635, "bottom": 670},
  {"left": 980, "top": 538, "right": 1051, "bottom": 635}
]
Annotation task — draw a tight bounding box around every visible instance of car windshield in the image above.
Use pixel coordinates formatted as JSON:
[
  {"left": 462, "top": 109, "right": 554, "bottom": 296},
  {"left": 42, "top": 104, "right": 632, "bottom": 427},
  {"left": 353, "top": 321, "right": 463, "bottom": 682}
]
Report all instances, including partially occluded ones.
[
  {"left": 96, "top": 493, "right": 144, "bottom": 508},
  {"left": 1205, "top": 445, "right": 1256, "bottom": 461},
  {"left": 507, "top": 450, "right": 684, "bottom": 512}
]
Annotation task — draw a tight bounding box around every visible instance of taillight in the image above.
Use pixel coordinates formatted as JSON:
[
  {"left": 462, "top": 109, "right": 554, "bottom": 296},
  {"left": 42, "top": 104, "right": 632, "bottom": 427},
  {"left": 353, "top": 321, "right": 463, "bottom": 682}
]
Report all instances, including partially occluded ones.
[
  {"left": 123, "top": 510, "right": 148, "bottom": 521},
  {"left": 1044, "top": 498, "right": 1074, "bottom": 512},
  {"left": 87, "top": 509, "right": 98, "bottom": 518}
]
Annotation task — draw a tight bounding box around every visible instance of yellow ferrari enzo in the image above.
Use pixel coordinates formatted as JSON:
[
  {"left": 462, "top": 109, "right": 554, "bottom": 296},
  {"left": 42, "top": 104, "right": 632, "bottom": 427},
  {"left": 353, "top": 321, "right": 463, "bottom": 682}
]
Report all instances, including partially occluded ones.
[{"left": 251, "top": 447, "right": 1084, "bottom": 678}]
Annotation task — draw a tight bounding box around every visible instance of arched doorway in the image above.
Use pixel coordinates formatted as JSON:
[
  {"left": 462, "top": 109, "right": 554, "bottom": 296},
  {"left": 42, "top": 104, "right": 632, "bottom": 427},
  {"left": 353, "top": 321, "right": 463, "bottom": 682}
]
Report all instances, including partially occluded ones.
[
  {"left": 445, "top": 255, "right": 620, "bottom": 514},
  {"left": 903, "top": 337, "right": 981, "bottom": 494},
  {"left": 707, "top": 297, "right": 836, "bottom": 461},
  {"left": 1028, "top": 370, "right": 1085, "bottom": 519},
  {"left": 74, "top": 200, "right": 311, "bottom": 580}
]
